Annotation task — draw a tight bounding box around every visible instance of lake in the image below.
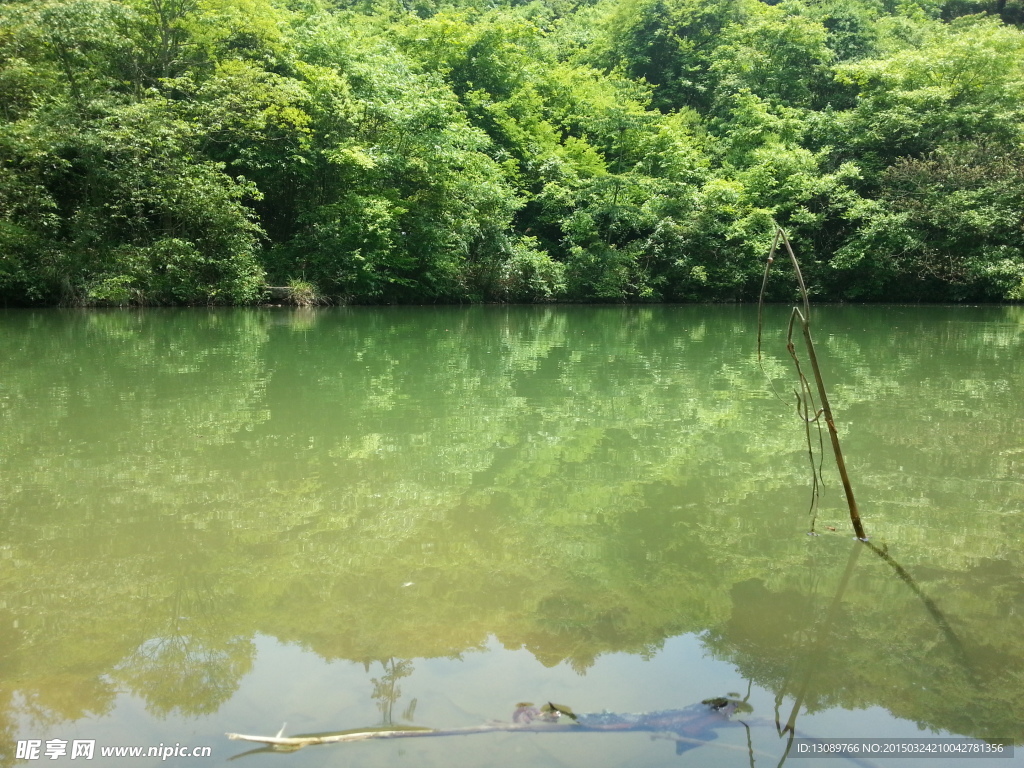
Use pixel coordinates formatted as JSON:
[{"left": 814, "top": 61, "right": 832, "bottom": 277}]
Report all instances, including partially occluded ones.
[{"left": 1, "top": 304, "right": 1022, "bottom": 767}]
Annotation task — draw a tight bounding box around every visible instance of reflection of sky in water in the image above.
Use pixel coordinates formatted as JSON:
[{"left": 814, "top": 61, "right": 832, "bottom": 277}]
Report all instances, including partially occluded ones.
[{"left": 15, "top": 634, "right": 1019, "bottom": 767}]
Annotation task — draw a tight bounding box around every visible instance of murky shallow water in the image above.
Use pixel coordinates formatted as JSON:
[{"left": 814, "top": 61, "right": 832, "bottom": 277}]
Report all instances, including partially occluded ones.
[{"left": 2, "top": 305, "right": 1022, "bottom": 767}]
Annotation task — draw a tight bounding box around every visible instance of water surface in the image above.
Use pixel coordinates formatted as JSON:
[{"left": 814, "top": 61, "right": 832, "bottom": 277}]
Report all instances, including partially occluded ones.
[{"left": 2, "top": 305, "right": 1022, "bottom": 767}]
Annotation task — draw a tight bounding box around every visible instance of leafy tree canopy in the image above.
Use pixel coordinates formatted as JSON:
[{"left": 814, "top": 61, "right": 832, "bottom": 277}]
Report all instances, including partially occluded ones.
[{"left": 1, "top": 0, "right": 1023, "bottom": 304}]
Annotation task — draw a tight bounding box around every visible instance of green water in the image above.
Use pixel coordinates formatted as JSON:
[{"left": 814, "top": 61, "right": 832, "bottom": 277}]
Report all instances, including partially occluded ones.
[{"left": 1, "top": 305, "right": 1022, "bottom": 767}]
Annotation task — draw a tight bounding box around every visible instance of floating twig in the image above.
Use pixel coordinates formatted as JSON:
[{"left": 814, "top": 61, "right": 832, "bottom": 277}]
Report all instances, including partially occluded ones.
[{"left": 226, "top": 720, "right": 762, "bottom": 756}]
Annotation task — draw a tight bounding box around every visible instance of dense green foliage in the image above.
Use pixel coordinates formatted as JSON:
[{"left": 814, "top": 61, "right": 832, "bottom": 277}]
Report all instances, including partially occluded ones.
[{"left": 1, "top": 0, "right": 1023, "bottom": 304}]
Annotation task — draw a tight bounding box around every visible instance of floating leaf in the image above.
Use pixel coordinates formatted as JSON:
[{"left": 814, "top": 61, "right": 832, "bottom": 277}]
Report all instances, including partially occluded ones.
[{"left": 542, "top": 702, "right": 578, "bottom": 721}]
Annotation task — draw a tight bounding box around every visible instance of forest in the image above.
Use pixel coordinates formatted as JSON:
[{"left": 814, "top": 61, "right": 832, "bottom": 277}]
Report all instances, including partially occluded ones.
[{"left": 1, "top": 0, "right": 1023, "bottom": 305}]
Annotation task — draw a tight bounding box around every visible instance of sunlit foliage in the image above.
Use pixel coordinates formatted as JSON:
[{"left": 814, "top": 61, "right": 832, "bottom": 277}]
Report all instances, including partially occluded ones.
[{"left": 0, "top": 0, "right": 1022, "bottom": 303}]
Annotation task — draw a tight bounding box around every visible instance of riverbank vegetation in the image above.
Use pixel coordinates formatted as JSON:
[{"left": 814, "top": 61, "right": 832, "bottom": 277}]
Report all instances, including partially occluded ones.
[{"left": 1, "top": 0, "right": 1023, "bottom": 305}]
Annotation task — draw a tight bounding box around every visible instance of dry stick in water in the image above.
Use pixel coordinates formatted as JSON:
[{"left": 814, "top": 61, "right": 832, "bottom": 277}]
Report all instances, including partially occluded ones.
[
  {"left": 758, "top": 232, "right": 826, "bottom": 525},
  {"left": 226, "top": 713, "right": 885, "bottom": 768},
  {"left": 786, "top": 305, "right": 827, "bottom": 526},
  {"left": 759, "top": 227, "right": 867, "bottom": 540},
  {"left": 225, "top": 722, "right": 777, "bottom": 760}
]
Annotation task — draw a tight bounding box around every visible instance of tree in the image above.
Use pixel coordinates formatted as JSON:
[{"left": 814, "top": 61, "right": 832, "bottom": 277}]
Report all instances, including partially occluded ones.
[
  {"left": 833, "top": 142, "right": 1024, "bottom": 299},
  {"left": 830, "top": 14, "right": 1024, "bottom": 173},
  {"left": 590, "top": 0, "right": 738, "bottom": 113}
]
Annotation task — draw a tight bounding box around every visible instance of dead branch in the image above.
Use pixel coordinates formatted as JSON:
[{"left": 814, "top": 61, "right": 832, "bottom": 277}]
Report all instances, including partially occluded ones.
[{"left": 226, "top": 721, "right": 759, "bottom": 755}]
